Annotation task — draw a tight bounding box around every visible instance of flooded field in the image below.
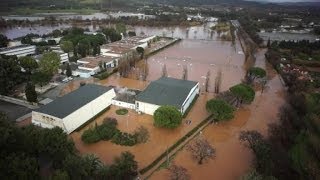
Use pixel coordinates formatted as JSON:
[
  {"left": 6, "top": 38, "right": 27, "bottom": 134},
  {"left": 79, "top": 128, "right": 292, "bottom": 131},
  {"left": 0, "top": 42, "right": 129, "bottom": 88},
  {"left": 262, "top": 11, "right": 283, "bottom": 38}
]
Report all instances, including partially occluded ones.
[
  {"left": 151, "top": 49, "right": 286, "bottom": 179},
  {"left": 131, "top": 39, "right": 245, "bottom": 93}
]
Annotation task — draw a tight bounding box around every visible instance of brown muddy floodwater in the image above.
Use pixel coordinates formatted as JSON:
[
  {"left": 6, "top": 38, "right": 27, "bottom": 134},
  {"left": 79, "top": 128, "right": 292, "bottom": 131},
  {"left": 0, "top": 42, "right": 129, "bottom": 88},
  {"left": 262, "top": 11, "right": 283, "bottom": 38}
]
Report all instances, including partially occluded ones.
[
  {"left": 131, "top": 39, "right": 245, "bottom": 93},
  {"left": 151, "top": 49, "right": 286, "bottom": 180}
]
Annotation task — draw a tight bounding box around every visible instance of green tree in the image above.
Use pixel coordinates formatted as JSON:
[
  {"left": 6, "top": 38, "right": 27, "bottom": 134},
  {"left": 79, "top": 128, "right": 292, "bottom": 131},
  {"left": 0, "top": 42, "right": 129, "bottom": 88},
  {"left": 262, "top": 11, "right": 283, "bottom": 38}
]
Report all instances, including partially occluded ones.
[
  {"left": 66, "top": 63, "right": 72, "bottom": 77},
  {"left": 19, "top": 56, "right": 38, "bottom": 75},
  {"left": 153, "top": 106, "right": 182, "bottom": 128},
  {"left": 0, "top": 56, "right": 24, "bottom": 95},
  {"left": 77, "top": 39, "right": 90, "bottom": 57},
  {"left": 0, "top": 34, "right": 9, "bottom": 48},
  {"left": 52, "top": 29, "right": 62, "bottom": 38},
  {"left": 267, "top": 38, "right": 271, "bottom": 48},
  {"left": 60, "top": 40, "right": 74, "bottom": 55},
  {"left": 25, "top": 83, "right": 37, "bottom": 103},
  {"left": 31, "top": 71, "right": 52, "bottom": 87},
  {"left": 230, "top": 83, "right": 255, "bottom": 106},
  {"left": 39, "top": 52, "right": 60, "bottom": 75},
  {"left": 206, "top": 99, "right": 235, "bottom": 122},
  {"left": 108, "top": 151, "right": 138, "bottom": 179},
  {"left": 247, "top": 67, "right": 266, "bottom": 83}
]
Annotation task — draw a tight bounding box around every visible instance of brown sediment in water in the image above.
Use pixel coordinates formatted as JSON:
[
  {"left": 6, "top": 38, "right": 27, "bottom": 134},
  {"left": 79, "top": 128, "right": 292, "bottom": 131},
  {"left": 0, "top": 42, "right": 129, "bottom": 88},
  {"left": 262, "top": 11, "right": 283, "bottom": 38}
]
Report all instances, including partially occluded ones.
[{"left": 150, "top": 49, "right": 286, "bottom": 180}]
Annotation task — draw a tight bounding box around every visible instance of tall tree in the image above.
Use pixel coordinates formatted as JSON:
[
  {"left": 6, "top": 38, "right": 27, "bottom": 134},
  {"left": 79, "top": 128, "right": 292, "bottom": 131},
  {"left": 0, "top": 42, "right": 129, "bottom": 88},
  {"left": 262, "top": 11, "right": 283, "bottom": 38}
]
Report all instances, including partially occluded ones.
[
  {"left": 187, "top": 138, "right": 215, "bottom": 165},
  {"left": 39, "top": 52, "right": 60, "bottom": 75},
  {"left": 66, "top": 63, "right": 72, "bottom": 77},
  {"left": 206, "top": 99, "right": 235, "bottom": 122},
  {"left": 25, "top": 83, "right": 37, "bottom": 103},
  {"left": 108, "top": 151, "right": 138, "bottom": 179},
  {"left": 19, "top": 56, "right": 38, "bottom": 75},
  {"left": 60, "top": 40, "right": 74, "bottom": 56},
  {"left": 229, "top": 83, "right": 255, "bottom": 107},
  {"left": 154, "top": 106, "right": 182, "bottom": 129},
  {"left": 0, "top": 56, "right": 23, "bottom": 95}
]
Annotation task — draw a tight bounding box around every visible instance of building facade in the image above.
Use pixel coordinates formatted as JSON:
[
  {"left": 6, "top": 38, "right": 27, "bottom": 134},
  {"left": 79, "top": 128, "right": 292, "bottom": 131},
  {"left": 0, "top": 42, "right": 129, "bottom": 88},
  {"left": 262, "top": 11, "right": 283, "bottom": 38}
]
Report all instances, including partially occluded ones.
[
  {"left": 32, "top": 84, "right": 116, "bottom": 134},
  {"left": 0, "top": 45, "right": 36, "bottom": 57}
]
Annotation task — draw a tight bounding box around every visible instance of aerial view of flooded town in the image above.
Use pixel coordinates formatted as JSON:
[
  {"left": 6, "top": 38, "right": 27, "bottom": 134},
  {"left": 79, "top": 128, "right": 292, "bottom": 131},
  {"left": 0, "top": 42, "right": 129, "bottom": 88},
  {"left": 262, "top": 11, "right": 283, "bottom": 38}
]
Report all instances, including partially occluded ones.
[{"left": 0, "top": 0, "right": 320, "bottom": 179}]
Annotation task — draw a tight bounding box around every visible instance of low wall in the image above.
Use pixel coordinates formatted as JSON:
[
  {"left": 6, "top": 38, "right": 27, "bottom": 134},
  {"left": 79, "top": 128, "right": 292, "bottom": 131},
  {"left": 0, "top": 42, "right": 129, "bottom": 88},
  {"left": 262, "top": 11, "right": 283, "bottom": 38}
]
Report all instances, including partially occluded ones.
[
  {"left": 111, "top": 99, "right": 136, "bottom": 110},
  {"left": 0, "top": 95, "right": 38, "bottom": 109}
]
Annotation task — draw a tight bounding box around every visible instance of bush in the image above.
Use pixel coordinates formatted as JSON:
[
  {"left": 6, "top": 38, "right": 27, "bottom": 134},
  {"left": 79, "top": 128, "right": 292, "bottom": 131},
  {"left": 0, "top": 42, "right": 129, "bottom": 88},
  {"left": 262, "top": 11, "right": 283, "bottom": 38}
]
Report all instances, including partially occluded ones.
[
  {"left": 116, "top": 108, "right": 128, "bottom": 115},
  {"left": 154, "top": 106, "right": 182, "bottom": 129},
  {"left": 133, "top": 126, "right": 149, "bottom": 143},
  {"left": 81, "top": 128, "right": 100, "bottom": 144},
  {"left": 96, "top": 123, "right": 119, "bottom": 141},
  {"left": 112, "top": 131, "right": 137, "bottom": 146}
]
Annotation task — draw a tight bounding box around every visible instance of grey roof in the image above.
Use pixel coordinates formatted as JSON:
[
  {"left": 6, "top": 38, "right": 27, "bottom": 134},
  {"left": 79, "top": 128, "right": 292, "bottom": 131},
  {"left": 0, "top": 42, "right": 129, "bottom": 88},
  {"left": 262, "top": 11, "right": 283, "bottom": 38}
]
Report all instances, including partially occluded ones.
[
  {"left": 136, "top": 77, "right": 198, "bottom": 109},
  {"left": 35, "top": 84, "right": 113, "bottom": 118}
]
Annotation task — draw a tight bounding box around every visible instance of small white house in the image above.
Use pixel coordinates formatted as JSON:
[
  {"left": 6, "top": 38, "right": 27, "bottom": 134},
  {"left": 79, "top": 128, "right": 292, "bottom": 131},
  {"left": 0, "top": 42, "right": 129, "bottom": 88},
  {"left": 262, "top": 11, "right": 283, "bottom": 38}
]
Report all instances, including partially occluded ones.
[
  {"left": 135, "top": 77, "right": 199, "bottom": 115},
  {"left": 32, "top": 84, "right": 116, "bottom": 134}
]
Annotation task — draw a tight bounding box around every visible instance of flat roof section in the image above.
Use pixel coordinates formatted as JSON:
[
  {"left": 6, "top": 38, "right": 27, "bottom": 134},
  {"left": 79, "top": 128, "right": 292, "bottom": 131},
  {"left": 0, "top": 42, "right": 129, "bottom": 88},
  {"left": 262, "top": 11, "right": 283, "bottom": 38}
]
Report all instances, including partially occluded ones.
[{"left": 34, "top": 84, "right": 113, "bottom": 119}]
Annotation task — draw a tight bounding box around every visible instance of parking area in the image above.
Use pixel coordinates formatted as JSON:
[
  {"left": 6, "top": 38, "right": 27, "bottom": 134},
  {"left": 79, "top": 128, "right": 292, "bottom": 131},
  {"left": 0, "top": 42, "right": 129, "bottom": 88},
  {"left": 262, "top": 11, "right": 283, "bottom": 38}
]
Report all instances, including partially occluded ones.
[{"left": 0, "top": 100, "right": 31, "bottom": 121}]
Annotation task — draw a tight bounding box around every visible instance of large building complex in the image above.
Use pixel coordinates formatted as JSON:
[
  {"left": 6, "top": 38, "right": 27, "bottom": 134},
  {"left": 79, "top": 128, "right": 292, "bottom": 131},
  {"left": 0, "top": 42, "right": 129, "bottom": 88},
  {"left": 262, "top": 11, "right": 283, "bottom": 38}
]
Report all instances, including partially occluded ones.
[
  {"left": 32, "top": 84, "right": 116, "bottom": 134},
  {"left": 0, "top": 45, "right": 36, "bottom": 57}
]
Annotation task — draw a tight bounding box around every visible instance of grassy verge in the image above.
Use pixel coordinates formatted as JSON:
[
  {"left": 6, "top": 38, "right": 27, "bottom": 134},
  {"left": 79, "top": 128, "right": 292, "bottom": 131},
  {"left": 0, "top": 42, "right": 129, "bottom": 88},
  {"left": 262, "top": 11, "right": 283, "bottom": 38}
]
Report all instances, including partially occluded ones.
[
  {"left": 139, "top": 114, "right": 213, "bottom": 174},
  {"left": 116, "top": 108, "right": 128, "bottom": 115}
]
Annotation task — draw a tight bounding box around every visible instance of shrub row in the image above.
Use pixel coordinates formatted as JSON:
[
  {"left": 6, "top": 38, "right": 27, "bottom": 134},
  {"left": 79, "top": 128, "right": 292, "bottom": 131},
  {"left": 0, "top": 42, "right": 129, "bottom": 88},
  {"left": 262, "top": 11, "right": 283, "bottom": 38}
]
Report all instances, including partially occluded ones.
[
  {"left": 94, "top": 68, "right": 119, "bottom": 80},
  {"left": 81, "top": 117, "right": 149, "bottom": 146},
  {"left": 139, "top": 114, "right": 213, "bottom": 174}
]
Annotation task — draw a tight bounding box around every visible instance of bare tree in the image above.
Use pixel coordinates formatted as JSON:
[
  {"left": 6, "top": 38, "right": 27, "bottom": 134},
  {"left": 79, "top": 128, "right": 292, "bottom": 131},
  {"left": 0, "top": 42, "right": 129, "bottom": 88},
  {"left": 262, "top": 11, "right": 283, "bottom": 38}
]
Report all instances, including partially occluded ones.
[
  {"left": 214, "top": 69, "right": 222, "bottom": 93},
  {"left": 169, "top": 164, "right": 190, "bottom": 180},
  {"left": 205, "top": 70, "right": 210, "bottom": 92},
  {"left": 162, "top": 64, "right": 168, "bottom": 77},
  {"left": 182, "top": 65, "right": 188, "bottom": 80},
  {"left": 187, "top": 138, "right": 215, "bottom": 164}
]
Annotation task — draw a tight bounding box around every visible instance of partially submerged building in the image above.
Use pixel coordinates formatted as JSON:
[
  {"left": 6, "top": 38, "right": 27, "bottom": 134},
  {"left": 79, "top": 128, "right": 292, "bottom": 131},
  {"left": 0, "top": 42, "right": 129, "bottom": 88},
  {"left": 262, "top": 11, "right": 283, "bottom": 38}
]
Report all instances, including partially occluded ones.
[
  {"left": 32, "top": 84, "right": 116, "bottom": 134},
  {"left": 135, "top": 77, "right": 199, "bottom": 115}
]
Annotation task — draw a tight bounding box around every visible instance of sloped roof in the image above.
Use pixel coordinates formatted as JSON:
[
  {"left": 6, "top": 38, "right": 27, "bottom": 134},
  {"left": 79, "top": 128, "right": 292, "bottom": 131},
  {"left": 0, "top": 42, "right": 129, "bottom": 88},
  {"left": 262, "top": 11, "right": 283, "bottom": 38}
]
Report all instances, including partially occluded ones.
[
  {"left": 35, "top": 84, "right": 113, "bottom": 119},
  {"left": 136, "top": 77, "right": 198, "bottom": 109}
]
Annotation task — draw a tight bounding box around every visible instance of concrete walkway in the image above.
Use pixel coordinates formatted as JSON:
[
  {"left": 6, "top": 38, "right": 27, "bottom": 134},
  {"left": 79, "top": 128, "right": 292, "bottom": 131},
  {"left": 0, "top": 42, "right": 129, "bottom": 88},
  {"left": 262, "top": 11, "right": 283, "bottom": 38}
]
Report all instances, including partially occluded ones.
[{"left": 0, "top": 95, "right": 38, "bottom": 109}]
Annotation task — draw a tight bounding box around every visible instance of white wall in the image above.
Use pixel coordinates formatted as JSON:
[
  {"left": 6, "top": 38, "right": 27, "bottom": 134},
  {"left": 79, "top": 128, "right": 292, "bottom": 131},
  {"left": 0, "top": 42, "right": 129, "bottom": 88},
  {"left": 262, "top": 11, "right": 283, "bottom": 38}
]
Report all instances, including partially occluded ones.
[
  {"left": 111, "top": 99, "right": 136, "bottom": 110},
  {"left": 31, "top": 111, "right": 66, "bottom": 130},
  {"left": 181, "top": 83, "right": 199, "bottom": 114},
  {"left": 63, "top": 89, "right": 116, "bottom": 133},
  {"left": 135, "top": 100, "right": 160, "bottom": 115}
]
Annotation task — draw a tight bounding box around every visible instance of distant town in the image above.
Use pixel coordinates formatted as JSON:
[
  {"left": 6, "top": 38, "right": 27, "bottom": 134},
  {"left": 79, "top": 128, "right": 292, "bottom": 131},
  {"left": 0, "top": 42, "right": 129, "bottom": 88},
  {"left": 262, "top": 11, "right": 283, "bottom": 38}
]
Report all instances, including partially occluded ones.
[{"left": 0, "top": 0, "right": 320, "bottom": 179}]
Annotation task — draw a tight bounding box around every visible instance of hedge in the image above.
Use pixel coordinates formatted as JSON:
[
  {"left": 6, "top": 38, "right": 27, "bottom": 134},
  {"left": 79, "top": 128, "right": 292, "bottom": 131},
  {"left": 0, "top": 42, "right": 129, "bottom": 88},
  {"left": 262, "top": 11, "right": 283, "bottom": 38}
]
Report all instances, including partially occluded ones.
[{"left": 139, "top": 114, "right": 213, "bottom": 174}]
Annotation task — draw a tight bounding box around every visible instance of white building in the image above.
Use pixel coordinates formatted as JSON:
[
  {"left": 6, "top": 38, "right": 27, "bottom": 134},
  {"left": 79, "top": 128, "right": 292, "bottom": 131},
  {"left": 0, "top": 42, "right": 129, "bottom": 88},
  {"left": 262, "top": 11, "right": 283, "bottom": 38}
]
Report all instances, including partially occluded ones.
[
  {"left": 0, "top": 45, "right": 36, "bottom": 57},
  {"left": 135, "top": 77, "right": 199, "bottom": 115},
  {"left": 32, "top": 84, "right": 116, "bottom": 134},
  {"left": 74, "top": 56, "right": 119, "bottom": 78},
  {"left": 100, "top": 35, "right": 156, "bottom": 57}
]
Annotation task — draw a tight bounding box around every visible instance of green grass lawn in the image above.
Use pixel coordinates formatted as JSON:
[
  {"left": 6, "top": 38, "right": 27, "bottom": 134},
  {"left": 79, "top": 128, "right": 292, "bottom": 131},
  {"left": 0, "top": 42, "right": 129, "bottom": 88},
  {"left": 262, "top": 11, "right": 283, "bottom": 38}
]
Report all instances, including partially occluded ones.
[{"left": 116, "top": 108, "right": 129, "bottom": 115}]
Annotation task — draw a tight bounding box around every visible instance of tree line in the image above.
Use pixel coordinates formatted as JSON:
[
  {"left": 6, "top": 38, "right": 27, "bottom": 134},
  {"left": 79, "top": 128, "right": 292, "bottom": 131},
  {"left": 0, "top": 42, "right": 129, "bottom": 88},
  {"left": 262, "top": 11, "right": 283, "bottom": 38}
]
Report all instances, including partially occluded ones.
[{"left": 0, "top": 112, "right": 139, "bottom": 179}]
